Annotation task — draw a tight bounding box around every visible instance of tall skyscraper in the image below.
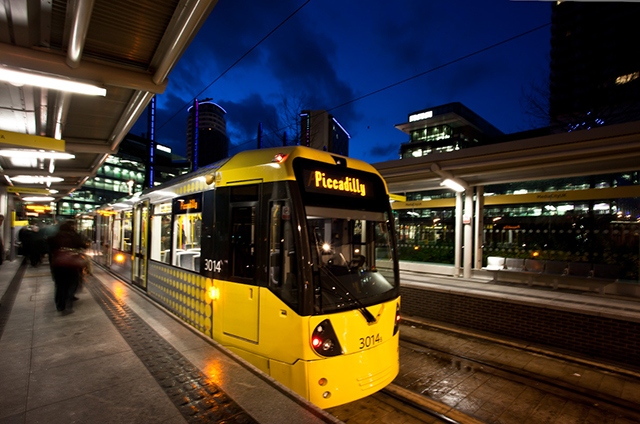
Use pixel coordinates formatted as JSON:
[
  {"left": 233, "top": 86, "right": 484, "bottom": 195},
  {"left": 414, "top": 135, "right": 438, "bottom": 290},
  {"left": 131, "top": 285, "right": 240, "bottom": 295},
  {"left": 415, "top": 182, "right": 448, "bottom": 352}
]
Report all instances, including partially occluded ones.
[
  {"left": 549, "top": 2, "right": 640, "bottom": 131},
  {"left": 299, "top": 110, "right": 350, "bottom": 156},
  {"left": 186, "top": 99, "right": 229, "bottom": 170}
]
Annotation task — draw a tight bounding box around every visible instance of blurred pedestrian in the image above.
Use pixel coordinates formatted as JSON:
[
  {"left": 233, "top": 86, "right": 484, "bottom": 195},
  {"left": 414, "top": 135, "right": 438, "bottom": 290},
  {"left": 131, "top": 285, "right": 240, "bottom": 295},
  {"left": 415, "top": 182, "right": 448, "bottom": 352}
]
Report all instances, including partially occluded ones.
[
  {"left": 48, "top": 220, "right": 87, "bottom": 313},
  {"left": 29, "top": 225, "right": 44, "bottom": 267}
]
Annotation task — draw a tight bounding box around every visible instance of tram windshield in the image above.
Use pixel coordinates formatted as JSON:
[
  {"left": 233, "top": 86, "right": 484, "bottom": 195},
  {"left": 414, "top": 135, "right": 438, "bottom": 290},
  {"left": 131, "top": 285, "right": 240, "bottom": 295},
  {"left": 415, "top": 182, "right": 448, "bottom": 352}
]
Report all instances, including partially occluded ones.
[{"left": 307, "top": 206, "right": 398, "bottom": 314}]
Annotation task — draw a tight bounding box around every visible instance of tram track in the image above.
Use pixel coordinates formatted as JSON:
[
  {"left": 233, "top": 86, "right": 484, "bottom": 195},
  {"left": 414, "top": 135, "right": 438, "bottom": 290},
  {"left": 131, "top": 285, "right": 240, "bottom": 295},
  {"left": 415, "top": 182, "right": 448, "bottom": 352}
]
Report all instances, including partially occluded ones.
[
  {"left": 396, "top": 320, "right": 640, "bottom": 423},
  {"left": 328, "top": 382, "right": 476, "bottom": 424},
  {"left": 379, "top": 384, "right": 482, "bottom": 424},
  {"left": 401, "top": 335, "right": 640, "bottom": 421}
]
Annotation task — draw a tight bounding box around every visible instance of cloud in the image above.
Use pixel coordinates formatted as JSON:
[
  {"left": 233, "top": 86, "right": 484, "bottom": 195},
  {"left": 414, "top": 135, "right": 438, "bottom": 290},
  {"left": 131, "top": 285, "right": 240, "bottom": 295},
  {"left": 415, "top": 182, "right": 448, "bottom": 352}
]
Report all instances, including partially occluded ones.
[
  {"left": 369, "top": 142, "right": 400, "bottom": 161},
  {"left": 219, "top": 93, "right": 280, "bottom": 153}
]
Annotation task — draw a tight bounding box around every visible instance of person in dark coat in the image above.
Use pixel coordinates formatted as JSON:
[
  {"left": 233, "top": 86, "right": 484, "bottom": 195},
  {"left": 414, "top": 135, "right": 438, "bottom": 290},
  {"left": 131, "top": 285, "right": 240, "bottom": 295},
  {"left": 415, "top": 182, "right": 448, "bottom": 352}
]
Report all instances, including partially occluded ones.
[
  {"left": 48, "top": 220, "right": 87, "bottom": 313},
  {"left": 28, "top": 225, "right": 44, "bottom": 267}
]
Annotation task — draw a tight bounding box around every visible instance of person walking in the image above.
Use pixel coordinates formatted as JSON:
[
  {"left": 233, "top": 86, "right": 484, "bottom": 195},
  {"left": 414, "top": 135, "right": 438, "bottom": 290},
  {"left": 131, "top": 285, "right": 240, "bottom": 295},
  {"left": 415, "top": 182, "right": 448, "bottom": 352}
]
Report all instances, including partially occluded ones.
[
  {"left": 29, "top": 224, "right": 44, "bottom": 267},
  {"left": 48, "top": 220, "right": 87, "bottom": 313}
]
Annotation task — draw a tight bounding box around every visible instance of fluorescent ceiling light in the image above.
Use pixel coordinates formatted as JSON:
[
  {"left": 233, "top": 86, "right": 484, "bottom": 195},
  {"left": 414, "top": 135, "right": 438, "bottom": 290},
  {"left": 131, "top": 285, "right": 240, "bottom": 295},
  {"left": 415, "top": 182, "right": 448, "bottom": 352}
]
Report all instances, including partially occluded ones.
[
  {"left": 0, "top": 66, "right": 106, "bottom": 96},
  {"left": 0, "top": 150, "right": 75, "bottom": 160},
  {"left": 441, "top": 178, "right": 466, "bottom": 192},
  {"left": 22, "top": 196, "right": 55, "bottom": 202},
  {"left": 10, "top": 175, "right": 64, "bottom": 184}
]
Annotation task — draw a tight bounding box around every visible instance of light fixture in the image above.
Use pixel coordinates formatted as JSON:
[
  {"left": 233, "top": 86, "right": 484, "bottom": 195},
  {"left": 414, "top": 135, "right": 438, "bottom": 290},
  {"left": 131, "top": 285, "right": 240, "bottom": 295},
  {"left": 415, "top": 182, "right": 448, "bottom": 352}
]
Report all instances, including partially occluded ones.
[
  {"left": 0, "top": 150, "right": 75, "bottom": 160},
  {"left": 432, "top": 163, "right": 468, "bottom": 193},
  {"left": 441, "top": 178, "right": 467, "bottom": 192},
  {"left": 9, "top": 175, "right": 64, "bottom": 184},
  {"left": 22, "top": 196, "right": 55, "bottom": 202},
  {"left": 0, "top": 66, "right": 106, "bottom": 96}
]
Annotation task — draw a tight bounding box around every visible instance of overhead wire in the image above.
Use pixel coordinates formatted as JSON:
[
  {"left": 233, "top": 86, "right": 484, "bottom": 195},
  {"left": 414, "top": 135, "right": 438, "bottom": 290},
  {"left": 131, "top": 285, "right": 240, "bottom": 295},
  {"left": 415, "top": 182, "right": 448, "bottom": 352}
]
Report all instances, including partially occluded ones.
[{"left": 327, "top": 22, "right": 551, "bottom": 113}]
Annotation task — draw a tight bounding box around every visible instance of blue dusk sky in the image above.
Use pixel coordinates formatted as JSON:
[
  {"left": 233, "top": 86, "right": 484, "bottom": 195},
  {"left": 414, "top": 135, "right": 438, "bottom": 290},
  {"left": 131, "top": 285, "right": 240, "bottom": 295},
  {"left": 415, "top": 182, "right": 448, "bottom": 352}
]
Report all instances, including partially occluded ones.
[{"left": 132, "top": 0, "right": 552, "bottom": 164}]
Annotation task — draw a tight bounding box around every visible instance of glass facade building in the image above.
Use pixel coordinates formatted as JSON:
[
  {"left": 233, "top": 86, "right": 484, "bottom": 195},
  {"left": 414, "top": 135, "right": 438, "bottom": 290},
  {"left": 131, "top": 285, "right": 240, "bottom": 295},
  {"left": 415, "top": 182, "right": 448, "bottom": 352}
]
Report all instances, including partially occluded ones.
[
  {"left": 22, "top": 134, "right": 190, "bottom": 220},
  {"left": 395, "top": 102, "right": 503, "bottom": 159}
]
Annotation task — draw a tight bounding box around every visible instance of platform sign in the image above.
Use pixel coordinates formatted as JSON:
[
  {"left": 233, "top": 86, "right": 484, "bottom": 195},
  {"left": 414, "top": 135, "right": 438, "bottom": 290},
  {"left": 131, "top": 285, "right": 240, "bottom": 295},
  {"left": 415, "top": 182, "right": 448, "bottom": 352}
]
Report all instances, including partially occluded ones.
[
  {"left": 0, "top": 130, "right": 65, "bottom": 151},
  {"left": 7, "top": 186, "right": 50, "bottom": 195}
]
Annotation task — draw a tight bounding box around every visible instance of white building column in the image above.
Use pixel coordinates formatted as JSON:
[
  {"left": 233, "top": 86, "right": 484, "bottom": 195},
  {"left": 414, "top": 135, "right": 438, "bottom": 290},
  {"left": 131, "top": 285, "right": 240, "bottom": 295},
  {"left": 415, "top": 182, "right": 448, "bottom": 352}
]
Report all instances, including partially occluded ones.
[
  {"left": 454, "top": 191, "right": 463, "bottom": 277},
  {"left": 474, "top": 186, "right": 484, "bottom": 270},
  {"left": 463, "top": 190, "right": 473, "bottom": 279}
]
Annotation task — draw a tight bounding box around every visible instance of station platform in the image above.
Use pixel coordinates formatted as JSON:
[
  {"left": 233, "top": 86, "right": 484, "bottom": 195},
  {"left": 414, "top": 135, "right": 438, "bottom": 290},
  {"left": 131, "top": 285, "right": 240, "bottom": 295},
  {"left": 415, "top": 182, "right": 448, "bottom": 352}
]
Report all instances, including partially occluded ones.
[{"left": 0, "top": 258, "right": 340, "bottom": 424}]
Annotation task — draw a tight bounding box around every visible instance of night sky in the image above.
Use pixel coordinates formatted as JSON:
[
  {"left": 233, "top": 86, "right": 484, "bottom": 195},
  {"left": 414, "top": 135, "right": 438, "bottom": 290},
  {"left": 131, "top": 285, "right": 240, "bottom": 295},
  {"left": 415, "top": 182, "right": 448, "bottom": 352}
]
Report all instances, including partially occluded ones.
[{"left": 132, "top": 0, "right": 552, "bottom": 164}]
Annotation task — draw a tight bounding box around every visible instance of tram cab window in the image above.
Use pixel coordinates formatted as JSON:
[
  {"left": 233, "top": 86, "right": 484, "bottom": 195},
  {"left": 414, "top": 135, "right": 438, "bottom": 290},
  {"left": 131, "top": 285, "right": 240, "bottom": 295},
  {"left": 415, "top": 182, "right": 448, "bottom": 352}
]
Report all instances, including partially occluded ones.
[
  {"left": 149, "top": 202, "right": 172, "bottom": 263},
  {"left": 307, "top": 207, "right": 397, "bottom": 313},
  {"left": 268, "top": 201, "right": 298, "bottom": 309}
]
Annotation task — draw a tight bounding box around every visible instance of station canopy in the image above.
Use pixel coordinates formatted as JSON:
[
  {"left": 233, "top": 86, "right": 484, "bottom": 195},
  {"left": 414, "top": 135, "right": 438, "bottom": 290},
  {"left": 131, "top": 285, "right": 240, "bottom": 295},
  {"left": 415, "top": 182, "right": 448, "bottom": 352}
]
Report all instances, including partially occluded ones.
[{"left": 0, "top": 0, "right": 218, "bottom": 200}]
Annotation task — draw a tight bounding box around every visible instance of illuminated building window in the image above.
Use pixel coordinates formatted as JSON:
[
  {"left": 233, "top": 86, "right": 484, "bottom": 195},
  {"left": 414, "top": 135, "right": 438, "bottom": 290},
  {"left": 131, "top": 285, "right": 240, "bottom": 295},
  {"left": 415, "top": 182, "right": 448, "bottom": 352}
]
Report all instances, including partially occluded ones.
[{"left": 615, "top": 71, "right": 639, "bottom": 85}]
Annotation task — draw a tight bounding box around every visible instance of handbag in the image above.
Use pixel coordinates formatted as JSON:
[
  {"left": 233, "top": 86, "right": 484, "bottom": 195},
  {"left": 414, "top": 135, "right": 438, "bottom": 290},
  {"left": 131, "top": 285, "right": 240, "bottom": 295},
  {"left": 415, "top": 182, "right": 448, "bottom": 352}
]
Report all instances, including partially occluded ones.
[{"left": 52, "top": 248, "right": 87, "bottom": 269}]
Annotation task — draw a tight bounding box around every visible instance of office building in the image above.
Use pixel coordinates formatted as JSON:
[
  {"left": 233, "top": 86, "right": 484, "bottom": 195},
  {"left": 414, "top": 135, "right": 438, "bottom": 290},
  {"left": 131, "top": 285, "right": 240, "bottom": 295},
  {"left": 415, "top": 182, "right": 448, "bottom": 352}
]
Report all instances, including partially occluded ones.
[
  {"left": 57, "top": 134, "right": 189, "bottom": 217},
  {"left": 549, "top": 2, "right": 640, "bottom": 130},
  {"left": 395, "top": 102, "right": 503, "bottom": 159},
  {"left": 299, "top": 110, "right": 350, "bottom": 156}
]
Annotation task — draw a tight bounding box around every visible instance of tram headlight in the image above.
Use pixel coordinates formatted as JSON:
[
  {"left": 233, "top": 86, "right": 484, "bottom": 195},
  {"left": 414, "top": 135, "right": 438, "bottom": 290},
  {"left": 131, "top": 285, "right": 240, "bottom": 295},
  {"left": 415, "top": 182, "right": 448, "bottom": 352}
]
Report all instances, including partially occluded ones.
[{"left": 311, "top": 319, "right": 342, "bottom": 357}]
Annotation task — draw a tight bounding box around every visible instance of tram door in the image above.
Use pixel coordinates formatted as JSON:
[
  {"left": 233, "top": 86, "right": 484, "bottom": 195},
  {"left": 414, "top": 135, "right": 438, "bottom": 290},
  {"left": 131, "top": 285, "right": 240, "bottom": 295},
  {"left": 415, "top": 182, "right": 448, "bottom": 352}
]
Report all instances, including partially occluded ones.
[
  {"left": 107, "top": 214, "right": 114, "bottom": 267},
  {"left": 223, "top": 199, "right": 259, "bottom": 343},
  {"left": 132, "top": 201, "right": 149, "bottom": 289}
]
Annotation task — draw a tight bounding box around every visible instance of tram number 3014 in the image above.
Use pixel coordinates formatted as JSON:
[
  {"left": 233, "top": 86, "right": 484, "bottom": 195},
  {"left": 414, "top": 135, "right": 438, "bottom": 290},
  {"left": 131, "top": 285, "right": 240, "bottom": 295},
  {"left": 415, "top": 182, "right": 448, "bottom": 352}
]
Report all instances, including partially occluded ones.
[
  {"left": 359, "top": 334, "right": 382, "bottom": 349},
  {"left": 204, "top": 259, "right": 222, "bottom": 273}
]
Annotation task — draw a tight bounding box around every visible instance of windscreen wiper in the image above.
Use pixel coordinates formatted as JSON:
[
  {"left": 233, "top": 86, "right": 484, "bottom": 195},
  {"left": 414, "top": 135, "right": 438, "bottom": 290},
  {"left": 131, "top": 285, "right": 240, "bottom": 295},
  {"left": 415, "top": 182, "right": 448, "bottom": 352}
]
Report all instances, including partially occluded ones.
[{"left": 319, "top": 266, "right": 376, "bottom": 324}]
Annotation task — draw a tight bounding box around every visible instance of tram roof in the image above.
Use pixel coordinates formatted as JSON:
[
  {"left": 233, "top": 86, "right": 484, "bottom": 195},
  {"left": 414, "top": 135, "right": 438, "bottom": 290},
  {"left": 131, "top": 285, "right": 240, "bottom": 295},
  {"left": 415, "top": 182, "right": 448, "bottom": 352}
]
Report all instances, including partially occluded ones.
[
  {"left": 101, "top": 146, "right": 387, "bottom": 211},
  {"left": 0, "top": 0, "right": 218, "bottom": 200}
]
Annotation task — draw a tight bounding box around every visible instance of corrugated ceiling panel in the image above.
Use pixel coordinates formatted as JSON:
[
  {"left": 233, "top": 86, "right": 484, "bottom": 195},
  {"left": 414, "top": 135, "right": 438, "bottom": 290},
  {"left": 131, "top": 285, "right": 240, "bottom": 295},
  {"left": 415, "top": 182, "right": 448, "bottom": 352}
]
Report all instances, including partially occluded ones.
[
  {"left": 49, "top": 0, "right": 179, "bottom": 69},
  {"left": 84, "top": 0, "right": 180, "bottom": 68}
]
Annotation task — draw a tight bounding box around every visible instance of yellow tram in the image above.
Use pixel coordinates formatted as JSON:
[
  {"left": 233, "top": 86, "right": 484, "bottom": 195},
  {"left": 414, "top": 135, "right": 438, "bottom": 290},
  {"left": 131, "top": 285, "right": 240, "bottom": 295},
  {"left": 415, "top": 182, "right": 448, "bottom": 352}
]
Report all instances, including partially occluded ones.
[{"left": 95, "top": 146, "right": 401, "bottom": 408}]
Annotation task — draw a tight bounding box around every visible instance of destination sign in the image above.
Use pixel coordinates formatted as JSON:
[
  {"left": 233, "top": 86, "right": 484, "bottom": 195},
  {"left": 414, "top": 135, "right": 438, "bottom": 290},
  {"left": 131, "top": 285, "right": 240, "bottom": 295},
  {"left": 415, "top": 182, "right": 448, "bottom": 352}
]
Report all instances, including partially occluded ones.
[
  {"left": 301, "top": 168, "right": 375, "bottom": 199},
  {"left": 172, "top": 193, "right": 202, "bottom": 214},
  {"left": 311, "top": 170, "right": 367, "bottom": 197}
]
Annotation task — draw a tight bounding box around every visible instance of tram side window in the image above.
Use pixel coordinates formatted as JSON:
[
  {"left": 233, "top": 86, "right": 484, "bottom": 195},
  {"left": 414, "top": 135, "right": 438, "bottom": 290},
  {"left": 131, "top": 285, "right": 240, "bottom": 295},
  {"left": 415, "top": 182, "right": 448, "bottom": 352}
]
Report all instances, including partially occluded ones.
[
  {"left": 172, "top": 212, "right": 202, "bottom": 270},
  {"left": 230, "top": 205, "right": 255, "bottom": 279},
  {"left": 122, "top": 211, "right": 133, "bottom": 253},
  {"left": 113, "top": 218, "right": 121, "bottom": 251},
  {"left": 374, "top": 219, "right": 394, "bottom": 262},
  {"left": 268, "top": 201, "right": 298, "bottom": 308},
  {"left": 149, "top": 213, "right": 172, "bottom": 263}
]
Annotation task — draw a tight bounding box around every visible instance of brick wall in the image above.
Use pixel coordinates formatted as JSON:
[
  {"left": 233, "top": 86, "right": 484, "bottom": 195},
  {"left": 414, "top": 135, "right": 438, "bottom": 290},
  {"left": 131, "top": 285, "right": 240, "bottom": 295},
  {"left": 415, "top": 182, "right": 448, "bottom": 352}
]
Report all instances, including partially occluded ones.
[{"left": 400, "top": 286, "right": 640, "bottom": 367}]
